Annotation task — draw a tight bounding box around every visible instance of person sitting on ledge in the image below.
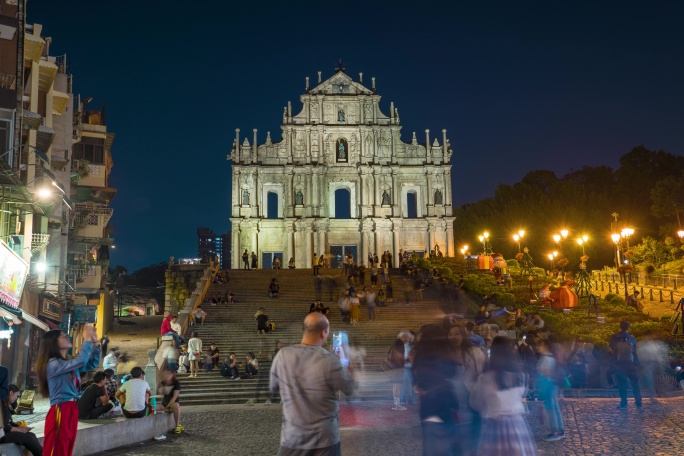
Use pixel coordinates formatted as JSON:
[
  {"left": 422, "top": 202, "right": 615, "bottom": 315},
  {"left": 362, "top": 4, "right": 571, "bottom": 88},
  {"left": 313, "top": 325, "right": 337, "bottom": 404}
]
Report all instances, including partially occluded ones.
[
  {"left": 0, "top": 384, "right": 43, "bottom": 456},
  {"left": 116, "top": 367, "right": 150, "bottom": 419},
  {"left": 288, "top": 257, "right": 296, "bottom": 269},
  {"left": 77, "top": 371, "right": 113, "bottom": 420}
]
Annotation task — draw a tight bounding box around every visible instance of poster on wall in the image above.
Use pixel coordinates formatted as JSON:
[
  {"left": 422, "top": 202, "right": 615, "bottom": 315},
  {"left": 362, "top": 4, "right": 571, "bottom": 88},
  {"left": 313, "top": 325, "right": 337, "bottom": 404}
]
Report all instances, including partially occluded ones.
[
  {"left": 73, "top": 305, "right": 97, "bottom": 323},
  {"left": 0, "top": 240, "right": 29, "bottom": 309}
]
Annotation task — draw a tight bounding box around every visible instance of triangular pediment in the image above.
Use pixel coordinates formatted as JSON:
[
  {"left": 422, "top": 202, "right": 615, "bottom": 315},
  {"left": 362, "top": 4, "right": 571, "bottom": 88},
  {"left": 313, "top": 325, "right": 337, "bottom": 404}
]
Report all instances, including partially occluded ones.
[{"left": 309, "top": 71, "right": 373, "bottom": 96}]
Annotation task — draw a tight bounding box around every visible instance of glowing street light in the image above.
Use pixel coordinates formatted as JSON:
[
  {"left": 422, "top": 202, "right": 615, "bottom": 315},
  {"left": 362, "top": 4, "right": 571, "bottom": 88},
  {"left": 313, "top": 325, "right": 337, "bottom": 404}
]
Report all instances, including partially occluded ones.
[
  {"left": 678, "top": 230, "right": 684, "bottom": 240},
  {"left": 512, "top": 229, "right": 525, "bottom": 252},
  {"left": 621, "top": 227, "right": 634, "bottom": 249},
  {"left": 547, "top": 251, "right": 558, "bottom": 271},
  {"left": 611, "top": 233, "right": 622, "bottom": 267},
  {"left": 36, "top": 187, "right": 53, "bottom": 199},
  {"left": 560, "top": 229, "right": 568, "bottom": 239},
  {"left": 577, "top": 237, "right": 586, "bottom": 255},
  {"left": 479, "top": 231, "right": 492, "bottom": 255}
]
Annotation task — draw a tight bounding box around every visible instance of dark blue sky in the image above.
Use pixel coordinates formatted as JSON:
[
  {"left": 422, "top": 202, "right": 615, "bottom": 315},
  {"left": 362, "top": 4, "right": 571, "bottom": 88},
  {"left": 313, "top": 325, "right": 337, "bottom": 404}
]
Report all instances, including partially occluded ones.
[{"left": 30, "top": 0, "right": 684, "bottom": 272}]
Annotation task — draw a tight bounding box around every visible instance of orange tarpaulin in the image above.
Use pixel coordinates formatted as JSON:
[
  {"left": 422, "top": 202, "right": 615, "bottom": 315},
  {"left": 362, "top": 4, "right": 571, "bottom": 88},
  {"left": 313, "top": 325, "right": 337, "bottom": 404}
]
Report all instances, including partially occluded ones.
[{"left": 549, "top": 281, "right": 578, "bottom": 309}]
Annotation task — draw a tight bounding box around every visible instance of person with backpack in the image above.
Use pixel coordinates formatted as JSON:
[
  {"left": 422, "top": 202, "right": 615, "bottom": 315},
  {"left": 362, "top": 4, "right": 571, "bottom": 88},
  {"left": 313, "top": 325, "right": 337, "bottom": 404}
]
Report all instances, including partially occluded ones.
[{"left": 609, "top": 320, "right": 642, "bottom": 409}]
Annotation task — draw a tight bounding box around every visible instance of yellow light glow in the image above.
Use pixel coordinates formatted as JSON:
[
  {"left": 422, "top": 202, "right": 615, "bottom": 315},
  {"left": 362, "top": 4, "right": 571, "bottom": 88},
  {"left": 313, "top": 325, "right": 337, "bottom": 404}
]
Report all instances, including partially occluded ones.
[
  {"left": 513, "top": 234, "right": 519, "bottom": 242},
  {"left": 547, "top": 254, "right": 553, "bottom": 260},
  {"left": 611, "top": 233, "right": 621, "bottom": 243},
  {"left": 36, "top": 187, "right": 52, "bottom": 199},
  {"left": 483, "top": 232, "right": 489, "bottom": 239},
  {"left": 553, "top": 234, "right": 561, "bottom": 243},
  {"left": 553, "top": 251, "right": 558, "bottom": 257},
  {"left": 583, "top": 235, "right": 588, "bottom": 242},
  {"left": 577, "top": 238, "right": 584, "bottom": 245},
  {"left": 518, "top": 230, "right": 525, "bottom": 238},
  {"left": 560, "top": 229, "right": 568, "bottom": 239}
]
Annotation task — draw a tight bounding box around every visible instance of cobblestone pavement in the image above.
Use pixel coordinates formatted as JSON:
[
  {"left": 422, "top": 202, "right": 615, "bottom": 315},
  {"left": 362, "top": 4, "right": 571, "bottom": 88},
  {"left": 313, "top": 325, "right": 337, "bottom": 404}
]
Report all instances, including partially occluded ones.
[{"left": 97, "top": 398, "right": 684, "bottom": 455}]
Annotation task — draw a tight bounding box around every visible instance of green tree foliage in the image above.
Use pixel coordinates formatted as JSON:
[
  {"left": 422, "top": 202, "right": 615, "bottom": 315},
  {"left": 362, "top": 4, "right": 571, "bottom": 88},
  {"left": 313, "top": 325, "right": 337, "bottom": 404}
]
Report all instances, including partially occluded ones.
[
  {"left": 650, "top": 175, "right": 684, "bottom": 227},
  {"left": 455, "top": 147, "right": 683, "bottom": 271},
  {"left": 629, "top": 237, "right": 670, "bottom": 269},
  {"left": 127, "top": 261, "right": 168, "bottom": 287}
]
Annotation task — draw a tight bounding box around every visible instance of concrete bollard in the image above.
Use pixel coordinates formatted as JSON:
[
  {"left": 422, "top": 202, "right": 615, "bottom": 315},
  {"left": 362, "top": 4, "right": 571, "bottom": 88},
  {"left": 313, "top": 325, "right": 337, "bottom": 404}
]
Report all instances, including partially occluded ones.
[
  {"left": 670, "top": 291, "right": 675, "bottom": 304},
  {"left": 649, "top": 289, "right": 654, "bottom": 301},
  {"left": 659, "top": 290, "right": 664, "bottom": 302},
  {"left": 608, "top": 283, "right": 612, "bottom": 293}
]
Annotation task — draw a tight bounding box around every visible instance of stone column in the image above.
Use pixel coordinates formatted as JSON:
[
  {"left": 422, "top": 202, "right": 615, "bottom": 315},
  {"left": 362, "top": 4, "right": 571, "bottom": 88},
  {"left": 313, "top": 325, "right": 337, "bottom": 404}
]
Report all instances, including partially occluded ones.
[
  {"left": 444, "top": 169, "right": 452, "bottom": 206},
  {"left": 391, "top": 168, "right": 399, "bottom": 211},
  {"left": 232, "top": 228, "right": 240, "bottom": 269},
  {"left": 305, "top": 225, "right": 313, "bottom": 268},
  {"left": 392, "top": 228, "right": 400, "bottom": 268},
  {"left": 446, "top": 223, "right": 455, "bottom": 256},
  {"left": 305, "top": 170, "right": 313, "bottom": 212},
  {"left": 442, "top": 129, "right": 448, "bottom": 164},
  {"left": 428, "top": 222, "right": 435, "bottom": 252},
  {"left": 287, "top": 223, "right": 294, "bottom": 264},
  {"left": 251, "top": 223, "right": 259, "bottom": 265},
  {"left": 426, "top": 170, "right": 433, "bottom": 207},
  {"left": 286, "top": 169, "right": 294, "bottom": 217},
  {"left": 318, "top": 225, "right": 326, "bottom": 255},
  {"left": 312, "top": 169, "right": 319, "bottom": 216},
  {"left": 362, "top": 229, "right": 369, "bottom": 265}
]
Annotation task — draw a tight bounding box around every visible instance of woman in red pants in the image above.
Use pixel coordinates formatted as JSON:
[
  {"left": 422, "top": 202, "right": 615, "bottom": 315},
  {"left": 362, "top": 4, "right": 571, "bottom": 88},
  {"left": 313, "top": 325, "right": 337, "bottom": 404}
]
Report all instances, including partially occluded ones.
[{"left": 37, "top": 324, "right": 100, "bottom": 455}]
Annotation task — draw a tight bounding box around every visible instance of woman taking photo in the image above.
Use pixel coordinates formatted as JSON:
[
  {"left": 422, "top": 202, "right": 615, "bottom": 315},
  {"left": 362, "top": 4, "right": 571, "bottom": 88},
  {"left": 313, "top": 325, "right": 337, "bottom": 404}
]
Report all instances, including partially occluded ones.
[
  {"left": 187, "top": 331, "right": 202, "bottom": 378},
  {"left": 37, "top": 324, "right": 100, "bottom": 455}
]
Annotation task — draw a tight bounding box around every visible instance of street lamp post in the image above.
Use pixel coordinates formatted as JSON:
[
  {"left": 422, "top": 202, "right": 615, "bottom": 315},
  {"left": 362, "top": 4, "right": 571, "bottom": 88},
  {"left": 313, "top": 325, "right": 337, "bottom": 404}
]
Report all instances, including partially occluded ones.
[
  {"left": 512, "top": 229, "right": 525, "bottom": 253},
  {"left": 547, "top": 251, "right": 558, "bottom": 274},
  {"left": 611, "top": 233, "right": 621, "bottom": 267},
  {"left": 577, "top": 235, "right": 588, "bottom": 255},
  {"left": 621, "top": 227, "right": 634, "bottom": 250},
  {"left": 479, "top": 231, "right": 492, "bottom": 256}
]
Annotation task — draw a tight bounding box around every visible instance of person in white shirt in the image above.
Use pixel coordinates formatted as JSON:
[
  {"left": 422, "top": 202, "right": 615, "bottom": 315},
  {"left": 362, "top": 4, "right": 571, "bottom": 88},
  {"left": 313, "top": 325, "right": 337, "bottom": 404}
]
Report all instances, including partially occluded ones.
[
  {"left": 187, "top": 332, "right": 202, "bottom": 378},
  {"left": 103, "top": 349, "right": 118, "bottom": 371},
  {"left": 115, "top": 367, "right": 151, "bottom": 419}
]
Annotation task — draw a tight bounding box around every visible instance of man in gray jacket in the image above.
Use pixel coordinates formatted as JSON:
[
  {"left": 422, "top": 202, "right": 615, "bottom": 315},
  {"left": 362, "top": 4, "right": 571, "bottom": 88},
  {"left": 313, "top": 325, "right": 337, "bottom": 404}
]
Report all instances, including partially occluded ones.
[{"left": 270, "top": 313, "right": 354, "bottom": 455}]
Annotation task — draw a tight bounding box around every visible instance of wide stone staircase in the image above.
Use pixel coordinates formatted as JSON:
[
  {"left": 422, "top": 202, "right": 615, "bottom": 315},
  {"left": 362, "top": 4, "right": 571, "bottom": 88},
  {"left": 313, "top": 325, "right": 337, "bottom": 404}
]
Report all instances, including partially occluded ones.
[{"left": 178, "top": 268, "right": 460, "bottom": 406}]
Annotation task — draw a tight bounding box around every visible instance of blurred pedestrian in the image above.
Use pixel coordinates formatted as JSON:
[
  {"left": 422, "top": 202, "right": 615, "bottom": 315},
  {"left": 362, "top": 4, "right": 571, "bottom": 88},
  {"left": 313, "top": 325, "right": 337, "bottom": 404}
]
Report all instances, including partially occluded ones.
[
  {"left": 536, "top": 339, "right": 565, "bottom": 441},
  {"left": 471, "top": 336, "right": 536, "bottom": 455},
  {"left": 413, "top": 323, "right": 459, "bottom": 456},
  {"left": 610, "top": 320, "right": 642, "bottom": 409}
]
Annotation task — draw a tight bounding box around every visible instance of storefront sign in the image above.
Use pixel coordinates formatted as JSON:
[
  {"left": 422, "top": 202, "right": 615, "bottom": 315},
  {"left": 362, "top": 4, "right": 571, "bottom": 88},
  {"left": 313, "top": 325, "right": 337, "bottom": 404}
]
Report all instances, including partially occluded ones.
[
  {"left": 73, "top": 305, "right": 97, "bottom": 323},
  {"left": 42, "top": 298, "right": 62, "bottom": 320},
  {"left": 0, "top": 240, "right": 29, "bottom": 309}
]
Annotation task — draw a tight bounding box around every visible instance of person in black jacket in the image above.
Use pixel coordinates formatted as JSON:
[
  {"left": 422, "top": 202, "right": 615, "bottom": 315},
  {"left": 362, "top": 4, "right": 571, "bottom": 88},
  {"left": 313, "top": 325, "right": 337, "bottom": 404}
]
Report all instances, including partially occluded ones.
[{"left": 0, "top": 384, "right": 43, "bottom": 456}]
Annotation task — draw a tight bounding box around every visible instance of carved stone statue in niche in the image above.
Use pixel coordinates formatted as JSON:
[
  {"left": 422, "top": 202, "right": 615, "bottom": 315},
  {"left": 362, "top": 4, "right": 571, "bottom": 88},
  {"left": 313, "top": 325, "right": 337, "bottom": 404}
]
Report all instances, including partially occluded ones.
[
  {"left": 242, "top": 189, "right": 249, "bottom": 205},
  {"left": 338, "top": 109, "right": 345, "bottom": 122},
  {"left": 365, "top": 102, "right": 373, "bottom": 121},
  {"left": 434, "top": 189, "right": 443, "bottom": 205},
  {"left": 382, "top": 190, "right": 391, "bottom": 205},
  {"left": 295, "top": 189, "right": 304, "bottom": 205},
  {"left": 336, "top": 138, "right": 348, "bottom": 162},
  {"left": 310, "top": 103, "right": 319, "bottom": 118}
]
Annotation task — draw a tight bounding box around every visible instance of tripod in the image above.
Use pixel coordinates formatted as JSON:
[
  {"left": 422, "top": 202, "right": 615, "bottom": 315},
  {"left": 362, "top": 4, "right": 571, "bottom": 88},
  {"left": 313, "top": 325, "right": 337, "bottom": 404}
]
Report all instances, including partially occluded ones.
[{"left": 671, "top": 298, "right": 684, "bottom": 338}]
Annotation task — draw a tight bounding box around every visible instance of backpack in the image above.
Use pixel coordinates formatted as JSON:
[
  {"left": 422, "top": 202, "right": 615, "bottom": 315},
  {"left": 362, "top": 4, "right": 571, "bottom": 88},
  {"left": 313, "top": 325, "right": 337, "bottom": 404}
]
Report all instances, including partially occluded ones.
[{"left": 615, "top": 337, "right": 634, "bottom": 363}]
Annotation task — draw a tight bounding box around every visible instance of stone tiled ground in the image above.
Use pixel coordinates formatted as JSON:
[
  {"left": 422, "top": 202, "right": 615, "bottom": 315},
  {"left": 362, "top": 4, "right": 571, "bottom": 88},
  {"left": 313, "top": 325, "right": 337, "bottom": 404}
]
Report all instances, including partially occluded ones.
[{"left": 96, "top": 398, "right": 684, "bottom": 455}]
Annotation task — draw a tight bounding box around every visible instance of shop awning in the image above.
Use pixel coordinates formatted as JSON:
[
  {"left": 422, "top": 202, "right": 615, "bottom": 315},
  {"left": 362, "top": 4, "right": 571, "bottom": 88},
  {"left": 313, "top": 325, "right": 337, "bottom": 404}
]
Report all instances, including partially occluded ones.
[{"left": 21, "top": 310, "right": 49, "bottom": 331}]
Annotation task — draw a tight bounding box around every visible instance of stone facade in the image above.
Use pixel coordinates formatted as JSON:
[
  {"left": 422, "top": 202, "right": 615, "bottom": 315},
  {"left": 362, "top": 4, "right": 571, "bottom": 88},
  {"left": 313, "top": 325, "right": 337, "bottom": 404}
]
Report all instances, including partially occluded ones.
[{"left": 228, "top": 68, "right": 455, "bottom": 269}]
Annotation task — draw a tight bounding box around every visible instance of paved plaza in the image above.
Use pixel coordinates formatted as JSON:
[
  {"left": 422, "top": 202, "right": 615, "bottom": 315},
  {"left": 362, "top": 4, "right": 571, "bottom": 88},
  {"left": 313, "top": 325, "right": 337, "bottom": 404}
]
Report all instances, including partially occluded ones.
[{"left": 97, "top": 398, "right": 684, "bottom": 455}]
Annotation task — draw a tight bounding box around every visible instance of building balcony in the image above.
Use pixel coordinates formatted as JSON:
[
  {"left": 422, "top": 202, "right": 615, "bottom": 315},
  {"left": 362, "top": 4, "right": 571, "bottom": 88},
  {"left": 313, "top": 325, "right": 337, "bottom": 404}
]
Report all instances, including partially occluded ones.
[
  {"left": 52, "top": 90, "right": 69, "bottom": 115},
  {"left": 70, "top": 203, "right": 113, "bottom": 238},
  {"left": 66, "top": 264, "right": 103, "bottom": 294},
  {"left": 77, "top": 164, "right": 107, "bottom": 188},
  {"left": 30, "top": 233, "right": 50, "bottom": 255}
]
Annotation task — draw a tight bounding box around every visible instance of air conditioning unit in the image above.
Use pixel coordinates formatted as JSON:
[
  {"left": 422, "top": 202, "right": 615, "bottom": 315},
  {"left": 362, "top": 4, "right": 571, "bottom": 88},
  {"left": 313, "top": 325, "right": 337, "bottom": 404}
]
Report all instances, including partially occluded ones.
[{"left": 9, "top": 234, "right": 23, "bottom": 255}]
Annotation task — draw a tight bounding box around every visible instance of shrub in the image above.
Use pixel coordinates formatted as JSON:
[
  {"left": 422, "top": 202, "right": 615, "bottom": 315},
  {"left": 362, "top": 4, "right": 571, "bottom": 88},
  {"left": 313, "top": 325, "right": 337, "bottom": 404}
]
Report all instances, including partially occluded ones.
[
  {"left": 506, "top": 259, "right": 519, "bottom": 268},
  {"left": 497, "top": 293, "right": 516, "bottom": 308},
  {"left": 462, "top": 273, "right": 497, "bottom": 296},
  {"left": 416, "top": 258, "right": 431, "bottom": 270}
]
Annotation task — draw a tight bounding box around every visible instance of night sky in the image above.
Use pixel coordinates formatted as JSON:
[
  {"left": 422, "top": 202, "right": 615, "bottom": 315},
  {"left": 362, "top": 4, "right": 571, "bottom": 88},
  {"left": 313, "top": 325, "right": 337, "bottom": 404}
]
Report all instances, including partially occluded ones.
[{"left": 29, "top": 0, "right": 684, "bottom": 272}]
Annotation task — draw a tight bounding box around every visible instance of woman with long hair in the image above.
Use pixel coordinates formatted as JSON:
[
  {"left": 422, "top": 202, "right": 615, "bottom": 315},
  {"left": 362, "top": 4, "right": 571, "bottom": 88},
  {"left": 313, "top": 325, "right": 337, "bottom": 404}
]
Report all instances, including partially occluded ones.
[
  {"left": 470, "top": 336, "right": 536, "bottom": 455},
  {"left": 37, "top": 325, "right": 100, "bottom": 456},
  {"left": 413, "top": 323, "right": 459, "bottom": 456},
  {"left": 187, "top": 331, "right": 202, "bottom": 378},
  {"left": 0, "top": 384, "right": 43, "bottom": 455}
]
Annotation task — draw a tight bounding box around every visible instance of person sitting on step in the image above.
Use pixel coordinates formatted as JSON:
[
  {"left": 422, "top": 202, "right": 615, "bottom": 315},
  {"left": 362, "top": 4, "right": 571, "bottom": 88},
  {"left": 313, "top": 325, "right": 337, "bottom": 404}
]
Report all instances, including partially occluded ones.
[
  {"left": 256, "top": 308, "right": 271, "bottom": 334},
  {"left": 191, "top": 306, "right": 207, "bottom": 326},
  {"left": 268, "top": 278, "right": 280, "bottom": 298},
  {"left": 245, "top": 352, "right": 259, "bottom": 378},
  {"left": 221, "top": 353, "right": 240, "bottom": 380}
]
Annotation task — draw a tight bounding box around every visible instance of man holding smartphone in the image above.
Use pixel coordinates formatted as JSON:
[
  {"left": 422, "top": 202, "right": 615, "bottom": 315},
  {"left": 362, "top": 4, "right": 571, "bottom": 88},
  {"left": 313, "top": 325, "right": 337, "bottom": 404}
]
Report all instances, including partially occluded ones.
[{"left": 270, "top": 313, "right": 354, "bottom": 456}]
